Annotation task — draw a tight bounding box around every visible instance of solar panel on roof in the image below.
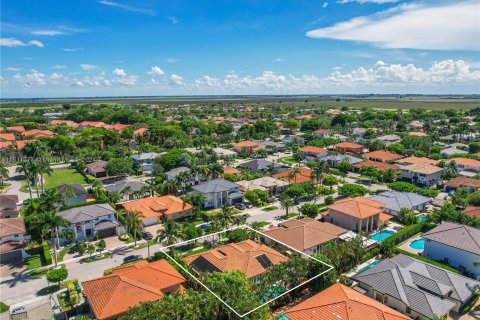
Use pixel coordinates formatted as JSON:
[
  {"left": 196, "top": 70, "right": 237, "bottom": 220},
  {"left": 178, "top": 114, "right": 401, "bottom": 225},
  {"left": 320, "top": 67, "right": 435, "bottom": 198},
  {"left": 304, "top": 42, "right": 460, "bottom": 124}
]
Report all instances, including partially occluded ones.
[{"left": 256, "top": 254, "right": 272, "bottom": 269}]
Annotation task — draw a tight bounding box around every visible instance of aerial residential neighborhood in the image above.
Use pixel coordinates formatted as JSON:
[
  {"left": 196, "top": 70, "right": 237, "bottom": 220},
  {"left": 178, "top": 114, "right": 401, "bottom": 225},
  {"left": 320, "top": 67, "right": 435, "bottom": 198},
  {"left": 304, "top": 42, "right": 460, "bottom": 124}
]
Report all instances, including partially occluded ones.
[{"left": 1, "top": 0, "right": 479, "bottom": 319}]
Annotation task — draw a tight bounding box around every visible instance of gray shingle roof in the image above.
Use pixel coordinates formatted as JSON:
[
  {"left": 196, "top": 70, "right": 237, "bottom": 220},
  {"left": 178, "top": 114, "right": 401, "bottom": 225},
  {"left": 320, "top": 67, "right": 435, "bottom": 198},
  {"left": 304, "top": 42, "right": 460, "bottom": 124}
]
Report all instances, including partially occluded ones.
[
  {"left": 131, "top": 152, "right": 161, "bottom": 161},
  {"left": 325, "top": 154, "right": 363, "bottom": 164},
  {"left": 164, "top": 166, "right": 190, "bottom": 178},
  {"left": 237, "top": 159, "right": 285, "bottom": 172},
  {"left": 368, "top": 191, "right": 431, "bottom": 214},
  {"left": 423, "top": 222, "right": 480, "bottom": 255},
  {"left": 352, "top": 254, "right": 480, "bottom": 319},
  {"left": 57, "top": 184, "right": 88, "bottom": 196},
  {"left": 191, "top": 178, "right": 239, "bottom": 193},
  {"left": 104, "top": 180, "right": 148, "bottom": 193},
  {"left": 59, "top": 203, "right": 116, "bottom": 224}
]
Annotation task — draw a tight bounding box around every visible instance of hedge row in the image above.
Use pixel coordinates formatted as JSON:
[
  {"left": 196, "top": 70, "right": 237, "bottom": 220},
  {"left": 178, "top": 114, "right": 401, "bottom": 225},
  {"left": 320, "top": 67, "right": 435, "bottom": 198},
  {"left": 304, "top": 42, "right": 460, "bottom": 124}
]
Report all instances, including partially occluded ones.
[
  {"left": 382, "top": 222, "right": 434, "bottom": 247},
  {"left": 42, "top": 241, "right": 52, "bottom": 266}
]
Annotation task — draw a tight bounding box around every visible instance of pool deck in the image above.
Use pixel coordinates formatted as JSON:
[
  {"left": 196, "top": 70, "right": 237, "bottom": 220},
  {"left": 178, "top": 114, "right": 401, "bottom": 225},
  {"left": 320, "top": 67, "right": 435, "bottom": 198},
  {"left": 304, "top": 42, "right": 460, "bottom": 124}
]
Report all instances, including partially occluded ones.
[
  {"left": 345, "top": 257, "right": 383, "bottom": 278},
  {"left": 398, "top": 234, "right": 424, "bottom": 254}
]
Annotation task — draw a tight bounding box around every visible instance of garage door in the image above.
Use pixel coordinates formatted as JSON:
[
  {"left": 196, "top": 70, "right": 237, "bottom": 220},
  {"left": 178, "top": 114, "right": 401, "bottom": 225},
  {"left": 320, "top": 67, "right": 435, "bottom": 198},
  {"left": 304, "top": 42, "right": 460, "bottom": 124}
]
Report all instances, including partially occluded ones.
[
  {"left": 97, "top": 228, "right": 116, "bottom": 238},
  {"left": 0, "top": 250, "right": 22, "bottom": 264}
]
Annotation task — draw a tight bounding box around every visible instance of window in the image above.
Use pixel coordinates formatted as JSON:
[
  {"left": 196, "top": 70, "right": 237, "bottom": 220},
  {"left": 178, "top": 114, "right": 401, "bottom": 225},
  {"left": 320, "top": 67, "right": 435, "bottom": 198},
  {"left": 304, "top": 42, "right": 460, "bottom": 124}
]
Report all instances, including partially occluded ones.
[
  {"left": 384, "top": 296, "right": 388, "bottom": 304},
  {"left": 406, "top": 307, "right": 411, "bottom": 314}
]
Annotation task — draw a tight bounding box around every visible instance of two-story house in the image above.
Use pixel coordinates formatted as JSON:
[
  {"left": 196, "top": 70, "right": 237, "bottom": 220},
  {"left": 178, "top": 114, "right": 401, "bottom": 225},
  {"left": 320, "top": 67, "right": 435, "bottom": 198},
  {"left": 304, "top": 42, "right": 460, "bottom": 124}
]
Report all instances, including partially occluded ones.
[
  {"left": 237, "top": 159, "right": 288, "bottom": 174},
  {"left": 0, "top": 217, "right": 27, "bottom": 263},
  {"left": 58, "top": 203, "right": 119, "bottom": 243},
  {"left": 423, "top": 222, "right": 480, "bottom": 280},
  {"left": 399, "top": 163, "right": 442, "bottom": 186},
  {"left": 131, "top": 152, "right": 162, "bottom": 175},
  {"left": 191, "top": 178, "right": 244, "bottom": 209},
  {"left": 0, "top": 194, "right": 19, "bottom": 219},
  {"left": 298, "top": 146, "right": 328, "bottom": 162},
  {"left": 57, "top": 184, "right": 88, "bottom": 206}
]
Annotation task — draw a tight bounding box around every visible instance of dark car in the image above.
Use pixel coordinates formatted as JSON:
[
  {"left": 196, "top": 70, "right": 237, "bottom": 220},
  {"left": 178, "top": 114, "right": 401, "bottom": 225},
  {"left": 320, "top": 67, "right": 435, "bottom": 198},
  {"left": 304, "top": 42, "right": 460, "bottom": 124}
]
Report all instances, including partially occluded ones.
[
  {"left": 235, "top": 203, "right": 246, "bottom": 210},
  {"left": 244, "top": 202, "right": 253, "bottom": 209},
  {"left": 141, "top": 230, "right": 153, "bottom": 240},
  {"left": 68, "top": 244, "right": 79, "bottom": 254},
  {"left": 123, "top": 254, "right": 142, "bottom": 263}
]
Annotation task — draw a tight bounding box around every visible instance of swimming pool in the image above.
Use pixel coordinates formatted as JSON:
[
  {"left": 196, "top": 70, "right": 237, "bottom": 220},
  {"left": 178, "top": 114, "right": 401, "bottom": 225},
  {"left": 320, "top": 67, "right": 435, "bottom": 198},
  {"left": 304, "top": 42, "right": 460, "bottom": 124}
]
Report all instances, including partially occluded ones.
[
  {"left": 371, "top": 230, "right": 395, "bottom": 242},
  {"left": 409, "top": 238, "right": 425, "bottom": 251},
  {"left": 358, "top": 260, "right": 382, "bottom": 273},
  {"left": 417, "top": 214, "right": 428, "bottom": 222}
]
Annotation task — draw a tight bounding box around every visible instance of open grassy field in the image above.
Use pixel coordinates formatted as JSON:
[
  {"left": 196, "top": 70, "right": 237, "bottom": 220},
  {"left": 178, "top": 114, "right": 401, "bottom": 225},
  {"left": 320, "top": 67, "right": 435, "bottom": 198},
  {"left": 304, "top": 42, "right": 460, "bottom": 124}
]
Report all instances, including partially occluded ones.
[
  {"left": 1, "top": 95, "right": 479, "bottom": 110},
  {"left": 45, "top": 168, "right": 88, "bottom": 189}
]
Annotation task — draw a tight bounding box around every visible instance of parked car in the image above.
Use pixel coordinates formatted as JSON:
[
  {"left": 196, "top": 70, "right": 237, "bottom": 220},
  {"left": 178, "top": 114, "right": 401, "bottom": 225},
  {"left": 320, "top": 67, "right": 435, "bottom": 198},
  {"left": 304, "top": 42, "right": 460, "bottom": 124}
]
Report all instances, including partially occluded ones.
[
  {"left": 123, "top": 254, "right": 142, "bottom": 263},
  {"left": 141, "top": 230, "right": 153, "bottom": 240},
  {"left": 68, "top": 244, "right": 79, "bottom": 254},
  {"left": 235, "top": 203, "right": 246, "bottom": 210},
  {"left": 244, "top": 202, "right": 253, "bottom": 209},
  {"left": 11, "top": 306, "right": 25, "bottom": 314}
]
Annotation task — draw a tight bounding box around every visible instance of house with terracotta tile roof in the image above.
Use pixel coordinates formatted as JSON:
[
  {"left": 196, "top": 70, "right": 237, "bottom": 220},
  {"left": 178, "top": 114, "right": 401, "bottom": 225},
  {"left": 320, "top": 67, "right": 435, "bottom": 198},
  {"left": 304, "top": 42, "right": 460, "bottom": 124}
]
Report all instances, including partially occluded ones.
[
  {"left": 0, "top": 194, "right": 19, "bottom": 219},
  {"left": 110, "top": 123, "right": 129, "bottom": 132},
  {"left": 353, "top": 160, "right": 400, "bottom": 172},
  {"left": 184, "top": 239, "right": 288, "bottom": 282},
  {"left": 312, "top": 129, "right": 330, "bottom": 139},
  {"left": 261, "top": 218, "right": 347, "bottom": 255},
  {"left": 326, "top": 197, "right": 393, "bottom": 232},
  {"left": 444, "top": 176, "right": 480, "bottom": 193},
  {"left": 399, "top": 163, "right": 442, "bottom": 186},
  {"left": 0, "top": 133, "right": 15, "bottom": 142},
  {"left": 463, "top": 206, "right": 480, "bottom": 218},
  {"left": 396, "top": 156, "right": 438, "bottom": 166},
  {"left": 119, "top": 196, "right": 192, "bottom": 225},
  {"left": 447, "top": 158, "right": 480, "bottom": 175},
  {"left": 5, "top": 126, "right": 25, "bottom": 133},
  {"left": 223, "top": 166, "right": 241, "bottom": 175},
  {"left": 423, "top": 222, "right": 480, "bottom": 280},
  {"left": 408, "top": 131, "right": 427, "bottom": 137},
  {"left": 281, "top": 283, "right": 411, "bottom": 320},
  {"left": 49, "top": 120, "right": 77, "bottom": 126},
  {"left": 333, "top": 142, "right": 364, "bottom": 156},
  {"left": 233, "top": 141, "right": 260, "bottom": 154},
  {"left": 82, "top": 260, "right": 187, "bottom": 320},
  {"left": 21, "top": 129, "right": 54, "bottom": 138},
  {"left": 15, "top": 140, "right": 32, "bottom": 150},
  {"left": 0, "top": 217, "right": 27, "bottom": 263},
  {"left": 0, "top": 141, "right": 12, "bottom": 149},
  {"left": 298, "top": 146, "right": 328, "bottom": 161},
  {"left": 78, "top": 121, "right": 111, "bottom": 129},
  {"left": 133, "top": 127, "right": 148, "bottom": 136},
  {"left": 362, "top": 150, "right": 403, "bottom": 163},
  {"left": 272, "top": 167, "right": 312, "bottom": 185}
]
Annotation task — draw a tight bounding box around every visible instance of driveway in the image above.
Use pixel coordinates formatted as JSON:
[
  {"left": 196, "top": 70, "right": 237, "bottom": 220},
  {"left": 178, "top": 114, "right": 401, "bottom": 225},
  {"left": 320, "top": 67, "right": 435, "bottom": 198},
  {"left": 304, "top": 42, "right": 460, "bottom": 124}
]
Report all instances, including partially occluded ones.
[
  {"left": 0, "top": 261, "right": 26, "bottom": 279},
  {"left": 2, "top": 166, "right": 33, "bottom": 201}
]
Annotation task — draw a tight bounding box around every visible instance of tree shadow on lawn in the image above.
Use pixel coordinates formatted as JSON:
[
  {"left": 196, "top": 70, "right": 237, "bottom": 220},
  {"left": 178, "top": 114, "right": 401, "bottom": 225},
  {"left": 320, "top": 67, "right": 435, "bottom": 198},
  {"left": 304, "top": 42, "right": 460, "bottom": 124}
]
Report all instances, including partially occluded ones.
[{"left": 37, "top": 285, "right": 60, "bottom": 296}]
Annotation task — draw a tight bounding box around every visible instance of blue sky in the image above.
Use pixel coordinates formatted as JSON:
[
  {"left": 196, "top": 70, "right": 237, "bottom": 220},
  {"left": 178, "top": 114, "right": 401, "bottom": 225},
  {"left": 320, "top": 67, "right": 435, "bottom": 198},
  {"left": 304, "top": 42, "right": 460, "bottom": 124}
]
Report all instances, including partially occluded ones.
[{"left": 1, "top": 0, "right": 479, "bottom": 97}]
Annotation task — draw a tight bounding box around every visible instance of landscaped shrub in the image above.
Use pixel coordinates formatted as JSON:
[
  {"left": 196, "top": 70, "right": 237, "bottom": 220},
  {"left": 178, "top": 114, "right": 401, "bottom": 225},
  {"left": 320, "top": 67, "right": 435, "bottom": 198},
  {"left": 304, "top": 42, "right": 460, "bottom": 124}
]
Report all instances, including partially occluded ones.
[
  {"left": 396, "top": 249, "right": 459, "bottom": 273},
  {"left": 41, "top": 241, "right": 52, "bottom": 265}
]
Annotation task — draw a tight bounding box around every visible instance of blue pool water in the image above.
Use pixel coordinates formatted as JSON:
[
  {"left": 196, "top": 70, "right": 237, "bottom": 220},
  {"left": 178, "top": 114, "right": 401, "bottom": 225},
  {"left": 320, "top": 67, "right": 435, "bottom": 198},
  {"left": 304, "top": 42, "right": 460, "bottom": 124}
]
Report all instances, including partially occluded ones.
[
  {"left": 371, "top": 230, "right": 395, "bottom": 242},
  {"left": 358, "top": 260, "right": 382, "bottom": 273},
  {"left": 409, "top": 238, "right": 425, "bottom": 250},
  {"left": 417, "top": 214, "right": 428, "bottom": 222}
]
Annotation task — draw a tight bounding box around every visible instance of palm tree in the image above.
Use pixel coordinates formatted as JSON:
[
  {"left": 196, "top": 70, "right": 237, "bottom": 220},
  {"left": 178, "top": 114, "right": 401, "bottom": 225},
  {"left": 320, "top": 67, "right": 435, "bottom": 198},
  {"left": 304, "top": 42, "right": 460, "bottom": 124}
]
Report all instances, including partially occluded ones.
[
  {"left": 382, "top": 168, "right": 399, "bottom": 183},
  {"left": 37, "top": 161, "right": 53, "bottom": 194},
  {"left": 158, "top": 180, "right": 179, "bottom": 195},
  {"left": 280, "top": 194, "right": 295, "bottom": 219},
  {"left": 443, "top": 160, "right": 459, "bottom": 179},
  {"left": 16, "top": 161, "right": 33, "bottom": 200},
  {"left": 156, "top": 220, "right": 184, "bottom": 246},
  {"left": 107, "top": 190, "right": 121, "bottom": 206},
  {"left": 176, "top": 170, "right": 192, "bottom": 194},
  {"left": 92, "top": 180, "right": 106, "bottom": 199},
  {"left": 218, "top": 204, "right": 236, "bottom": 229},
  {"left": 23, "top": 140, "right": 48, "bottom": 159},
  {"left": 0, "top": 161, "right": 8, "bottom": 187},
  {"left": 223, "top": 156, "right": 234, "bottom": 167},
  {"left": 124, "top": 211, "right": 143, "bottom": 247},
  {"left": 312, "top": 160, "right": 328, "bottom": 185},
  {"left": 121, "top": 186, "right": 133, "bottom": 201}
]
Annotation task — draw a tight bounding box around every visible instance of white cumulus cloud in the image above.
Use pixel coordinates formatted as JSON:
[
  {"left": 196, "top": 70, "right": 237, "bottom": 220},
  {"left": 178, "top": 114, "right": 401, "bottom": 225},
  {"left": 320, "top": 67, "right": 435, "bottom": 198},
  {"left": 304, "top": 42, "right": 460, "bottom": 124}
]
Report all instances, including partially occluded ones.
[
  {"left": 112, "top": 68, "right": 127, "bottom": 76},
  {"left": 169, "top": 74, "right": 184, "bottom": 85},
  {"left": 0, "top": 37, "right": 44, "bottom": 48},
  {"left": 148, "top": 66, "right": 165, "bottom": 76},
  {"left": 307, "top": 1, "right": 480, "bottom": 50}
]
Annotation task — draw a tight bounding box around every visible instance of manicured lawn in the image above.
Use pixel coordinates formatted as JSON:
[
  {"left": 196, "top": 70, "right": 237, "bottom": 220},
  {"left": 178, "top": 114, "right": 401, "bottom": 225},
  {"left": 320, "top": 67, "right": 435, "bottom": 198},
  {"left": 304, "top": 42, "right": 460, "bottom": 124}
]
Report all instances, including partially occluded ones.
[
  {"left": 257, "top": 221, "right": 270, "bottom": 228},
  {"left": 277, "top": 156, "right": 298, "bottom": 165},
  {"left": 45, "top": 168, "right": 88, "bottom": 189},
  {"left": 0, "top": 183, "right": 11, "bottom": 192},
  {"left": 0, "top": 302, "right": 9, "bottom": 313},
  {"left": 286, "top": 213, "right": 298, "bottom": 219},
  {"left": 262, "top": 206, "right": 279, "bottom": 212},
  {"left": 58, "top": 245, "right": 73, "bottom": 262},
  {"left": 182, "top": 247, "right": 211, "bottom": 257}
]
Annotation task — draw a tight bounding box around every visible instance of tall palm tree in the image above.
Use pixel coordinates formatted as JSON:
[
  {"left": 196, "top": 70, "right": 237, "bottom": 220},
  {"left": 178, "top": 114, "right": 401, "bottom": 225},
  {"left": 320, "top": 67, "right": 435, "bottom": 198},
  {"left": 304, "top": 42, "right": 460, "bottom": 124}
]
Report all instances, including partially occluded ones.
[
  {"left": 443, "top": 160, "right": 459, "bottom": 179},
  {"left": 156, "top": 220, "right": 184, "bottom": 246},
  {"left": 312, "top": 160, "right": 328, "bottom": 185},
  {"left": 218, "top": 204, "right": 236, "bottom": 229},
  {"left": 23, "top": 140, "right": 48, "bottom": 159},
  {"left": 159, "top": 180, "right": 180, "bottom": 195},
  {"left": 16, "top": 161, "right": 33, "bottom": 200},
  {"left": 124, "top": 211, "right": 143, "bottom": 247},
  {"left": 280, "top": 194, "right": 295, "bottom": 219},
  {"left": 121, "top": 186, "right": 133, "bottom": 201},
  {"left": 176, "top": 171, "right": 192, "bottom": 194},
  {"left": 40, "top": 209, "right": 70, "bottom": 267},
  {"left": 0, "top": 161, "right": 8, "bottom": 187},
  {"left": 92, "top": 180, "right": 106, "bottom": 199},
  {"left": 107, "top": 190, "right": 121, "bottom": 206},
  {"left": 37, "top": 161, "right": 52, "bottom": 194}
]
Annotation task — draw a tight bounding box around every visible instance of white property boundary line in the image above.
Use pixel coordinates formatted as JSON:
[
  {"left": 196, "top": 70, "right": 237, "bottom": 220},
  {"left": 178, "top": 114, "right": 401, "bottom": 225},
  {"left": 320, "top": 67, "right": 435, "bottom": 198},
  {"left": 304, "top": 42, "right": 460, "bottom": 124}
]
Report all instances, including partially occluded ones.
[{"left": 159, "top": 224, "right": 334, "bottom": 318}]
